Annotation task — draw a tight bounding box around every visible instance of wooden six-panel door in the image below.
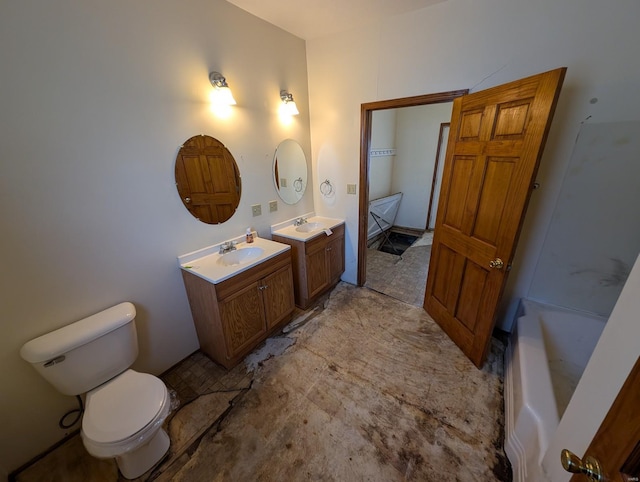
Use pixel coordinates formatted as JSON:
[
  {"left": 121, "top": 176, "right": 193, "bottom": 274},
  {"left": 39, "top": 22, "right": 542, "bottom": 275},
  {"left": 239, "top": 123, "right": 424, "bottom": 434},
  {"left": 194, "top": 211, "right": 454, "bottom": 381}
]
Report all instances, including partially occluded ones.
[{"left": 424, "top": 68, "right": 566, "bottom": 368}]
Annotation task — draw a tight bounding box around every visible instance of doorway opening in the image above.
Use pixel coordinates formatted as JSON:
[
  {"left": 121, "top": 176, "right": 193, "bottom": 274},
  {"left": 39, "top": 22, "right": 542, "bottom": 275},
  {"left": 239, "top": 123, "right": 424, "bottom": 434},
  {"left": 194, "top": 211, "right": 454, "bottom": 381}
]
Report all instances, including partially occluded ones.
[{"left": 357, "top": 90, "right": 467, "bottom": 306}]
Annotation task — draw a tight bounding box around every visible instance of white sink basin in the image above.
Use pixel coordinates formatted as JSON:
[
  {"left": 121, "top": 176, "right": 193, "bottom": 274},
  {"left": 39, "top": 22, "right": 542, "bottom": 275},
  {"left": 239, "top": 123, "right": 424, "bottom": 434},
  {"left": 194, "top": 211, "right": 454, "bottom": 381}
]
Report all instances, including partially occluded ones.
[
  {"left": 217, "top": 247, "right": 265, "bottom": 266},
  {"left": 179, "top": 237, "right": 291, "bottom": 284},
  {"left": 295, "top": 222, "right": 323, "bottom": 233}
]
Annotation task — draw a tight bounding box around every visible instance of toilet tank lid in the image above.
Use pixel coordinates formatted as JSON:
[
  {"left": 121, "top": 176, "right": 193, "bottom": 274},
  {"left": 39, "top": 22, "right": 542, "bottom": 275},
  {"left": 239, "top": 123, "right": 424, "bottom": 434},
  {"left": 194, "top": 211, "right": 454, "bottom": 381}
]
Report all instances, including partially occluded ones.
[{"left": 20, "top": 302, "right": 136, "bottom": 363}]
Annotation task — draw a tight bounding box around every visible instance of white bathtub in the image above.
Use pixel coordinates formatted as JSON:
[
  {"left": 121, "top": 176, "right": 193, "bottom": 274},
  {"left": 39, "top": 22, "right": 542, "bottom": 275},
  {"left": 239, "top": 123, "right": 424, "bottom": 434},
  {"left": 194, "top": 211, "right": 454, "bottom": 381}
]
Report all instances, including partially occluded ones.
[{"left": 505, "top": 299, "right": 606, "bottom": 482}]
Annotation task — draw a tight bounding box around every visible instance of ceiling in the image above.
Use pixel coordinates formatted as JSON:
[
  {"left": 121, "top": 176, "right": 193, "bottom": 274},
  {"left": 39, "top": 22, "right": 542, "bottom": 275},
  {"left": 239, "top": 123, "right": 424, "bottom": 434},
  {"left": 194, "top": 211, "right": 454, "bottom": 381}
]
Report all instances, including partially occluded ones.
[{"left": 226, "top": 0, "right": 444, "bottom": 40}]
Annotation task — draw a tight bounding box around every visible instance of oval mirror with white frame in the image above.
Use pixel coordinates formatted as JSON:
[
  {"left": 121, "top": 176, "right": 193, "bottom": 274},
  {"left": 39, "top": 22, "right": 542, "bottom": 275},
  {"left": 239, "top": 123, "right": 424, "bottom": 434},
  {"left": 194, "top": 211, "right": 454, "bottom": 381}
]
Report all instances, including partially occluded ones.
[{"left": 273, "top": 139, "right": 307, "bottom": 205}]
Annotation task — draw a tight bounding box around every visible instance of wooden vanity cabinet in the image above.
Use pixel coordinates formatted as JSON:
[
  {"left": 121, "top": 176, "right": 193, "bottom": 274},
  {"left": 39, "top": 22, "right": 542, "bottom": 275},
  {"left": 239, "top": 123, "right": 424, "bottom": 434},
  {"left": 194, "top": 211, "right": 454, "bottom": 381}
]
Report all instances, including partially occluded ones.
[
  {"left": 181, "top": 250, "right": 294, "bottom": 369},
  {"left": 273, "top": 223, "right": 345, "bottom": 309}
]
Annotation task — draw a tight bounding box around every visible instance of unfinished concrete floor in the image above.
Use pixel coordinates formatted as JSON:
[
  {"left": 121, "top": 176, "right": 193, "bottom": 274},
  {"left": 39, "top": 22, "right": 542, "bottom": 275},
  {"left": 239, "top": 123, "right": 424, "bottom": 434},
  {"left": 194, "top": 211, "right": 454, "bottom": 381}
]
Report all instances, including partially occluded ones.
[{"left": 15, "top": 283, "right": 510, "bottom": 481}]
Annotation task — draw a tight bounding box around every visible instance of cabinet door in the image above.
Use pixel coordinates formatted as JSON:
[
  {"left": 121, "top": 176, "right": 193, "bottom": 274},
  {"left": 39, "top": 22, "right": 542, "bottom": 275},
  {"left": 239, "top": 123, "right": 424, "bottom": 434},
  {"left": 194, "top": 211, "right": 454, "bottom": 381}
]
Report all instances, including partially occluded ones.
[
  {"left": 262, "top": 264, "right": 295, "bottom": 330},
  {"left": 306, "top": 243, "right": 329, "bottom": 300},
  {"left": 219, "top": 282, "right": 266, "bottom": 360},
  {"left": 327, "top": 234, "right": 345, "bottom": 284}
]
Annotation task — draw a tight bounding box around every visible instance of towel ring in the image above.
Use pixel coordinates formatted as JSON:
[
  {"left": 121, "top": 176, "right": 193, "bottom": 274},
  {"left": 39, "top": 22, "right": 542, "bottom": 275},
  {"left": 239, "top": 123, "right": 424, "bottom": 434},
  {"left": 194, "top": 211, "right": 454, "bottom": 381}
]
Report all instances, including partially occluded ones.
[
  {"left": 293, "top": 177, "right": 303, "bottom": 193},
  {"left": 320, "top": 179, "right": 333, "bottom": 196}
]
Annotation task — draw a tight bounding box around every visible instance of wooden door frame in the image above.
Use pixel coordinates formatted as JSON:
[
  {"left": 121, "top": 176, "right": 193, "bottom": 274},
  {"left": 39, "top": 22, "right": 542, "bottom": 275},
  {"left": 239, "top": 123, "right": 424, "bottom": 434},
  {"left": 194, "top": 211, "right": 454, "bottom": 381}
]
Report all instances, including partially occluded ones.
[
  {"left": 425, "top": 122, "right": 450, "bottom": 231},
  {"left": 357, "top": 90, "right": 468, "bottom": 286}
]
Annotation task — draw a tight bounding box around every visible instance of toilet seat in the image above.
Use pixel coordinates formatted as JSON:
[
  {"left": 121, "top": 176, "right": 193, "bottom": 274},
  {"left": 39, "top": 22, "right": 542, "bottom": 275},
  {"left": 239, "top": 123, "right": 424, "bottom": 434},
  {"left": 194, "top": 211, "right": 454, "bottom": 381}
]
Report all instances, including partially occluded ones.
[{"left": 81, "top": 369, "right": 170, "bottom": 457}]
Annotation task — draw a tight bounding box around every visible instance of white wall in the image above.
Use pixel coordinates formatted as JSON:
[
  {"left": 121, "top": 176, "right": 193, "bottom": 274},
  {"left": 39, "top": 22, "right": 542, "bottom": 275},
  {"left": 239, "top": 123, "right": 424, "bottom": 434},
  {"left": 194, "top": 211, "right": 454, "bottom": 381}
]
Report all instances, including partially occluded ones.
[
  {"left": 529, "top": 121, "right": 640, "bottom": 317},
  {"left": 0, "top": 0, "right": 312, "bottom": 474},
  {"left": 307, "top": 0, "right": 640, "bottom": 330},
  {"left": 392, "top": 103, "right": 452, "bottom": 229},
  {"left": 369, "top": 109, "right": 397, "bottom": 200}
]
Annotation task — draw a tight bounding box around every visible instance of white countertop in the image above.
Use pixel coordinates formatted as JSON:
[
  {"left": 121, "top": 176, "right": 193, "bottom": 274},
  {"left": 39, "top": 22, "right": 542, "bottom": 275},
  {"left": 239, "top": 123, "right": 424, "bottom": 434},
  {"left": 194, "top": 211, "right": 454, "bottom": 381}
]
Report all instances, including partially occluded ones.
[
  {"left": 178, "top": 235, "right": 291, "bottom": 284},
  {"left": 271, "top": 215, "right": 345, "bottom": 242}
]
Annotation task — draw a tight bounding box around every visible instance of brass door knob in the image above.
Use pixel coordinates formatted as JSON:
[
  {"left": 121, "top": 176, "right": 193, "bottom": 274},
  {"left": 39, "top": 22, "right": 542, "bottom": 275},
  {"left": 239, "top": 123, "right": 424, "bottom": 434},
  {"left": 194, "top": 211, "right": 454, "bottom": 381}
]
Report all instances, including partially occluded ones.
[
  {"left": 489, "top": 258, "right": 504, "bottom": 269},
  {"left": 561, "top": 449, "right": 604, "bottom": 481}
]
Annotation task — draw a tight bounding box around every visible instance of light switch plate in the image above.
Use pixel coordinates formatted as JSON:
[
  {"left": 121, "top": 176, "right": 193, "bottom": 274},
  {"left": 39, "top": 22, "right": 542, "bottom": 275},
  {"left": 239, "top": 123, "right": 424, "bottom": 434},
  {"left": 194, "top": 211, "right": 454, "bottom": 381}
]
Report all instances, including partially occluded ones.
[
  {"left": 269, "top": 200, "right": 278, "bottom": 212},
  {"left": 347, "top": 184, "right": 357, "bottom": 195},
  {"left": 251, "top": 204, "right": 262, "bottom": 216}
]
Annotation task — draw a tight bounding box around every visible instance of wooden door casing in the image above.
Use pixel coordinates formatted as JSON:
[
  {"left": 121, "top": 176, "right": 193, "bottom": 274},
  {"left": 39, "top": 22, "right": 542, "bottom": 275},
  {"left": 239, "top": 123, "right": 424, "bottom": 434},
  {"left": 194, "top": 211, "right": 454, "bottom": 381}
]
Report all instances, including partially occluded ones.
[
  {"left": 426, "top": 122, "right": 450, "bottom": 230},
  {"left": 424, "top": 68, "right": 567, "bottom": 368}
]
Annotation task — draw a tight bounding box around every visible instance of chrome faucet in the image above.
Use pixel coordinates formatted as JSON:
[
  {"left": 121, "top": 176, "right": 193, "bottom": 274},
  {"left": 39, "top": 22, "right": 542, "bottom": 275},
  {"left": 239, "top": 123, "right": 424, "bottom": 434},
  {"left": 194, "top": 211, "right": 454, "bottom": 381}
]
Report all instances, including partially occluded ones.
[
  {"left": 219, "top": 241, "right": 237, "bottom": 254},
  {"left": 293, "top": 217, "right": 308, "bottom": 226}
]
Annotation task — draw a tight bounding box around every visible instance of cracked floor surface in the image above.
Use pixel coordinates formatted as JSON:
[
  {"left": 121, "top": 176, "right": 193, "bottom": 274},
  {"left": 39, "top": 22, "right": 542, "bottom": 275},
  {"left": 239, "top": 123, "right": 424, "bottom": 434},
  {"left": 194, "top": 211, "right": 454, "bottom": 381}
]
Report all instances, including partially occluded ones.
[{"left": 14, "top": 283, "right": 510, "bottom": 481}]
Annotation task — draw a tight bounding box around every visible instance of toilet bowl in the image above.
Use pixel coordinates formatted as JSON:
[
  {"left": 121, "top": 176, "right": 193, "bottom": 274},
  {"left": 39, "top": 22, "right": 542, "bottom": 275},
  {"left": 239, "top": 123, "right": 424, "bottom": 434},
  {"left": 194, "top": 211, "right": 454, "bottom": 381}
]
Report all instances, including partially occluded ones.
[
  {"left": 19, "top": 302, "right": 172, "bottom": 479},
  {"left": 81, "top": 370, "right": 171, "bottom": 479}
]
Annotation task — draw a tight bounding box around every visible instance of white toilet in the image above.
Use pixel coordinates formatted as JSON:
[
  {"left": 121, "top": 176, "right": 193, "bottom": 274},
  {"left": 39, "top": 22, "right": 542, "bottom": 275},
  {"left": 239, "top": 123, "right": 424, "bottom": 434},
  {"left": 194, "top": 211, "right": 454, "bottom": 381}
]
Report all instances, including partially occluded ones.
[{"left": 20, "top": 302, "right": 171, "bottom": 479}]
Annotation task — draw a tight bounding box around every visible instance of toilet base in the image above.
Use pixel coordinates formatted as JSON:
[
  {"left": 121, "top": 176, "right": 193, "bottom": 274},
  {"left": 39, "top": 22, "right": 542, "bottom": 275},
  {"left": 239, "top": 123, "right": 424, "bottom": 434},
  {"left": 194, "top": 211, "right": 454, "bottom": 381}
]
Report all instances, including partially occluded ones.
[{"left": 116, "top": 427, "right": 170, "bottom": 479}]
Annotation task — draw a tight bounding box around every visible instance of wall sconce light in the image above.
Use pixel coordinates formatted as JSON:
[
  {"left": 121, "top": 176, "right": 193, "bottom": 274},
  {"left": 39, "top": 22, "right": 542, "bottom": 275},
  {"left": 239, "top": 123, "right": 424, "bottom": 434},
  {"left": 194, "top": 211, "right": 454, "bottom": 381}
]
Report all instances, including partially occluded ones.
[
  {"left": 209, "top": 71, "right": 236, "bottom": 106},
  {"left": 280, "top": 90, "right": 299, "bottom": 116}
]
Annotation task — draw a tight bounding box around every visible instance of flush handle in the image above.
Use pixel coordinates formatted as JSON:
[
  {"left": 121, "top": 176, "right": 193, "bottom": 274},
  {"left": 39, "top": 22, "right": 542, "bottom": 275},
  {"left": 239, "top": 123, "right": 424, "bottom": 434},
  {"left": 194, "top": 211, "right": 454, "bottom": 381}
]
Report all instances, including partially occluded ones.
[
  {"left": 489, "top": 258, "right": 504, "bottom": 269},
  {"left": 44, "top": 355, "right": 66, "bottom": 367},
  {"left": 561, "top": 449, "right": 604, "bottom": 482}
]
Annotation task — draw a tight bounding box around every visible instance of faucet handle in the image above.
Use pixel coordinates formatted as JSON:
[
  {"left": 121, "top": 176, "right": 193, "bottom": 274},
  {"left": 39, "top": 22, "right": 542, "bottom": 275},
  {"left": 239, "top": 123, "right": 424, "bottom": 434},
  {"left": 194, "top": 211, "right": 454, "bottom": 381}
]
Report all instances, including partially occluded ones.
[{"left": 219, "top": 240, "right": 237, "bottom": 254}]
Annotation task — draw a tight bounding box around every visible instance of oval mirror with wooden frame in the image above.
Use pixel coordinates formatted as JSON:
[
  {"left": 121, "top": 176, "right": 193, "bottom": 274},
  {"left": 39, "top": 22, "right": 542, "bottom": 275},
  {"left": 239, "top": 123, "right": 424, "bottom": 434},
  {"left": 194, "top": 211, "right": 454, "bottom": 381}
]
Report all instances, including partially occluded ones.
[{"left": 175, "top": 134, "right": 242, "bottom": 224}]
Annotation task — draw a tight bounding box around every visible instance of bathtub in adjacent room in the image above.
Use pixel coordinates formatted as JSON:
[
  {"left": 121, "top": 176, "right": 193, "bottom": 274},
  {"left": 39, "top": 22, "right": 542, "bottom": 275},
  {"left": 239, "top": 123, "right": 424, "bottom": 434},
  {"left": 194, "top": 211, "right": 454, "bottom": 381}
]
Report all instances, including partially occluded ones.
[{"left": 504, "top": 299, "right": 606, "bottom": 482}]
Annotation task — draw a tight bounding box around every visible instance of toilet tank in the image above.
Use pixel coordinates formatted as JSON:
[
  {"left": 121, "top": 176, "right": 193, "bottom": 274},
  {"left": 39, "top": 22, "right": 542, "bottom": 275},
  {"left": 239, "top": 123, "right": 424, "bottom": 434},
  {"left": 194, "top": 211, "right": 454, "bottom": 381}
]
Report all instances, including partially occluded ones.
[{"left": 20, "top": 302, "right": 139, "bottom": 396}]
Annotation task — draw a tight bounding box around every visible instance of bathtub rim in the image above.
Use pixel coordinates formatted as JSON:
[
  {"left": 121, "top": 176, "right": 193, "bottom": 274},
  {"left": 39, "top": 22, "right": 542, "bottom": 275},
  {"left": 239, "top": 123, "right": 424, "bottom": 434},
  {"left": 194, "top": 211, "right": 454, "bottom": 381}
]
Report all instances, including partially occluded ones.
[{"left": 505, "top": 300, "right": 562, "bottom": 482}]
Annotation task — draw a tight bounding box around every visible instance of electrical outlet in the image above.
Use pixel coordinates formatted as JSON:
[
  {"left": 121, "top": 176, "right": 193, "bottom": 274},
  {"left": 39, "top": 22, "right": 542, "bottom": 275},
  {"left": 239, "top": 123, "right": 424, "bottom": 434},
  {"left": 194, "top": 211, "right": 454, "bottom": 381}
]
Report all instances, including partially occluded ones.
[
  {"left": 251, "top": 204, "right": 262, "bottom": 216},
  {"left": 269, "top": 200, "right": 278, "bottom": 212},
  {"left": 347, "top": 184, "right": 357, "bottom": 195}
]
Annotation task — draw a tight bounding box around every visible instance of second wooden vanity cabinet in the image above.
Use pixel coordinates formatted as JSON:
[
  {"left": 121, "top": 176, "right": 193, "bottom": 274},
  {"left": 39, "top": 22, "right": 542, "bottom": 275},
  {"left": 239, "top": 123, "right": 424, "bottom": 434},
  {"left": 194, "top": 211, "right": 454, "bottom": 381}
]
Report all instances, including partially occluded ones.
[
  {"left": 273, "top": 223, "right": 345, "bottom": 309},
  {"left": 181, "top": 250, "right": 294, "bottom": 369}
]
